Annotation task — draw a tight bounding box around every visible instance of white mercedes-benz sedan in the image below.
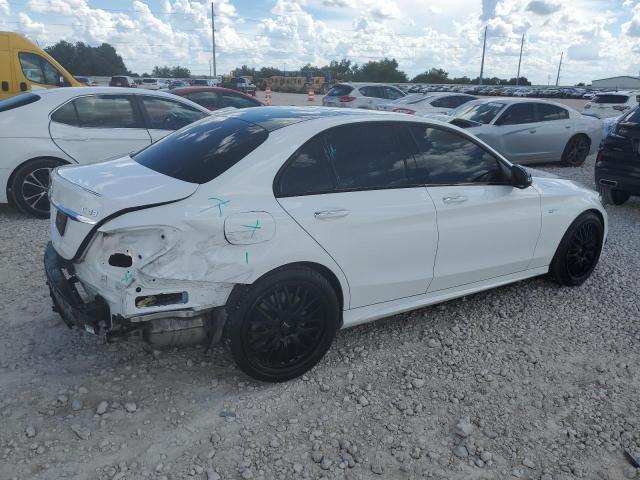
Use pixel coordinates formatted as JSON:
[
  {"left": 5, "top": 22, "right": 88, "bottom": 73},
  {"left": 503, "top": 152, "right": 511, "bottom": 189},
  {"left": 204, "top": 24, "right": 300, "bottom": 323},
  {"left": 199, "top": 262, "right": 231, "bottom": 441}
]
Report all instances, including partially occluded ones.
[
  {"left": 0, "top": 87, "right": 210, "bottom": 217},
  {"left": 443, "top": 98, "right": 603, "bottom": 166},
  {"left": 45, "top": 107, "right": 607, "bottom": 382}
]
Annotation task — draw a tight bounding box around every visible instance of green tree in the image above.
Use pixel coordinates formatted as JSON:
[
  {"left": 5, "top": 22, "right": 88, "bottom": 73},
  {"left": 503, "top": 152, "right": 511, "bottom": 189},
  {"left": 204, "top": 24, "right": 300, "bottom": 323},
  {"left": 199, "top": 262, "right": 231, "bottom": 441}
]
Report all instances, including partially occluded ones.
[
  {"left": 45, "top": 41, "right": 129, "bottom": 76},
  {"left": 411, "top": 68, "right": 449, "bottom": 84},
  {"left": 151, "top": 65, "right": 172, "bottom": 77},
  {"left": 171, "top": 66, "right": 191, "bottom": 78},
  {"left": 352, "top": 58, "right": 407, "bottom": 83}
]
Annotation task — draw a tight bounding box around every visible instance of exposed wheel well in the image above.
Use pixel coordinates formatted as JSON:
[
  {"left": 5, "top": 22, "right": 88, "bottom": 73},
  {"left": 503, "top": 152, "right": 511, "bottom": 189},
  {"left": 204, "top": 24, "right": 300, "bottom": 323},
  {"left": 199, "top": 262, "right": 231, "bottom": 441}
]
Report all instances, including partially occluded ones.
[
  {"left": 570, "top": 133, "right": 591, "bottom": 147},
  {"left": 228, "top": 262, "right": 346, "bottom": 324},
  {"left": 6, "top": 156, "right": 70, "bottom": 202},
  {"left": 584, "top": 208, "right": 604, "bottom": 230}
]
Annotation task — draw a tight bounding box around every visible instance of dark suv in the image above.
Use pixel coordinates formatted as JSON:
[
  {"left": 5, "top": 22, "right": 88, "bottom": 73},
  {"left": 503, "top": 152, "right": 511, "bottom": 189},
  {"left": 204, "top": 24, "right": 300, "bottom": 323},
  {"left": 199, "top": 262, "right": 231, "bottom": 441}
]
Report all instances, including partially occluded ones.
[
  {"left": 596, "top": 102, "right": 640, "bottom": 205},
  {"left": 109, "top": 76, "right": 136, "bottom": 88}
]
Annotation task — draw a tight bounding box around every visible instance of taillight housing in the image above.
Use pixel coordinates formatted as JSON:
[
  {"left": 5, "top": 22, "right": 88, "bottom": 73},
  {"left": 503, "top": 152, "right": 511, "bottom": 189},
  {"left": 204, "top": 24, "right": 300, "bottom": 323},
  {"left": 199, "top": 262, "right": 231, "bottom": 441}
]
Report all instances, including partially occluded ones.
[
  {"left": 339, "top": 96, "right": 355, "bottom": 102},
  {"left": 393, "top": 108, "right": 416, "bottom": 114},
  {"left": 613, "top": 105, "right": 630, "bottom": 111}
]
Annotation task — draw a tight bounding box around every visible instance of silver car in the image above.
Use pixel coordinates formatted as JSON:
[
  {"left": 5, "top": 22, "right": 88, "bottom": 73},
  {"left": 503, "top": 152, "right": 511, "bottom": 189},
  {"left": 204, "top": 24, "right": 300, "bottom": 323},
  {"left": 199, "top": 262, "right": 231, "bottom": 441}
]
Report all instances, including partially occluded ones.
[
  {"left": 446, "top": 98, "right": 602, "bottom": 166},
  {"left": 322, "top": 82, "right": 405, "bottom": 109}
]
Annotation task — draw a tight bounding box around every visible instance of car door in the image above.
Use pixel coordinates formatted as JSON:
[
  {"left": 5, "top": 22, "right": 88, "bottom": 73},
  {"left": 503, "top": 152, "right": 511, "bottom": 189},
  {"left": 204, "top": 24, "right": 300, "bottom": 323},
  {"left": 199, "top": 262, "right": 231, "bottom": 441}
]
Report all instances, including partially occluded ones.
[
  {"left": 138, "top": 95, "right": 209, "bottom": 142},
  {"left": 405, "top": 124, "right": 541, "bottom": 292},
  {"left": 490, "top": 102, "right": 541, "bottom": 162},
  {"left": 531, "top": 103, "right": 572, "bottom": 161},
  {"left": 49, "top": 94, "right": 152, "bottom": 163},
  {"left": 358, "top": 86, "right": 386, "bottom": 109},
  {"left": 276, "top": 122, "right": 439, "bottom": 308}
]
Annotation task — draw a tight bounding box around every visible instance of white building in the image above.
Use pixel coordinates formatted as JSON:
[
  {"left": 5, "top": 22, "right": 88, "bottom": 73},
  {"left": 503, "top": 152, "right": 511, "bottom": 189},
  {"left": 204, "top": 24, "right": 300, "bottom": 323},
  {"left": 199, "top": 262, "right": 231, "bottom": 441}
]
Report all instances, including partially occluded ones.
[{"left": 591, "top": 76, "right": 640, "bottom": 89}]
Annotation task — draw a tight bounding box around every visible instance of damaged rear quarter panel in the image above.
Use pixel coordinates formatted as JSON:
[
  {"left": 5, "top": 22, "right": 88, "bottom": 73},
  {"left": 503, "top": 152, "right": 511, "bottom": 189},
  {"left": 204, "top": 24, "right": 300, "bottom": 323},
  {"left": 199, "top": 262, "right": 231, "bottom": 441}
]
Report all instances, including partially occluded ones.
[{"left": 74, "top": 125, "right": 352, "bottom": 318}]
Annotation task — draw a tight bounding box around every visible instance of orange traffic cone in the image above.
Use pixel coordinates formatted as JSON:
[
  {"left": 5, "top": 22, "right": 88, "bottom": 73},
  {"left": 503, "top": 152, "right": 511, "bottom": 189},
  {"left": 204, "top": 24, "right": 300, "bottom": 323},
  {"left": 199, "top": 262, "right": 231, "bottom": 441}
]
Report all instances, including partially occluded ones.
[{"left": 307, "top": 89, "right": 315, "bottom": 102}]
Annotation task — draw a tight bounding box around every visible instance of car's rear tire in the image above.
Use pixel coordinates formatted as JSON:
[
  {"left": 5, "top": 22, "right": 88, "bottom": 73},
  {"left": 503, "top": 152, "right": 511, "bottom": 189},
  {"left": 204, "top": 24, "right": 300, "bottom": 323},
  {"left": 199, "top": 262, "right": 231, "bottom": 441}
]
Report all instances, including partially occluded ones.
[
  {"left": 600, "top": 186, "right": 630, "bottom": 205},
  {"left": 549, "top": 212, "right": 604, "bottom": 286},
  {"left": 10, "top": 158, "right": 65, "bottom": 218},
  {"left": 226, "top": 266, "right": 340, "bottom": 382},
  {"left": 561, "top": 135, "right": 590, "bottom": 166}
]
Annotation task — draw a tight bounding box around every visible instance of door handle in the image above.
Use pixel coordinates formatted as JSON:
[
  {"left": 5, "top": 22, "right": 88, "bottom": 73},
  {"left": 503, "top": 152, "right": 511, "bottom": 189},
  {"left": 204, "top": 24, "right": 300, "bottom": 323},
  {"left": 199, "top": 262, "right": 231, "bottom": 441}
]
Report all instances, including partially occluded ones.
[
  {"left": 529, "top": 129, "right": 536, "bottom": 134},
  {"left": 442, "top": 195, "right": 468, "bottom": 204},
  {"left": 1, "top": 81, "right": 8, "bottom": 92},
  {"left": 20, "top": 82, "right": 27, "bottom": 92},
  {"left": 314, "top": 209, "right": 350, "bottom": 219},
  {"left": 565, "top": 125, "right": 571, "bottom": 129}
]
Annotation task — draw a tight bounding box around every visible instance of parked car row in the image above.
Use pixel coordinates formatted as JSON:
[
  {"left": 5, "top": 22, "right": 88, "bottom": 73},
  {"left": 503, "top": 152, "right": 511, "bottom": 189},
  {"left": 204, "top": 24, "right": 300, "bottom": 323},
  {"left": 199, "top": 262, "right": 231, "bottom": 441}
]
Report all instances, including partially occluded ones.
[{"left": 406, "top": 83, "right": 599, "bottom": 99}]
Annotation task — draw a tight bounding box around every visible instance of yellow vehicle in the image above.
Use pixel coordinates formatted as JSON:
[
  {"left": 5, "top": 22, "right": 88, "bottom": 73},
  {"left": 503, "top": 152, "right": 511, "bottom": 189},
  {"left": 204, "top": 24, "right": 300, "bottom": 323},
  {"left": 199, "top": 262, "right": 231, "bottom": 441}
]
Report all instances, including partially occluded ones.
[
  {"left": 0, "top": 31, "right": 82, "bottom": 100},
  {"left": 269, "top": 75, "right": 331, "bottom": 94}
]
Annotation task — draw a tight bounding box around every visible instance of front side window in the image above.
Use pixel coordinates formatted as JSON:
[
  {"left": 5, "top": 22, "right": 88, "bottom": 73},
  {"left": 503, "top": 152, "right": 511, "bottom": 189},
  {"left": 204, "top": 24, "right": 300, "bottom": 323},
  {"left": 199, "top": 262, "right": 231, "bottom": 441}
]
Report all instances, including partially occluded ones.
[
  {"left": 536, "top": 103, "right": 569, "bottom": 121},
  {"left": 133, "top": 116, "right": 268, "bottom": 184},
  {"left": 276, "top": 137, "right": 334, "bottom": 196},
  {"left": 18, "top": 52, "right": 67, "bottom": 86},
  {"left": 408, "top": 125, "right": 506, "bottom": 185},
  {"left": 497, "top": 103, "right": 536, "bottom": 125},
  {"left": 73, "top": 95, "right": 140, "bottom": 128},
  {"left": 323, "top": 123, "right": 411, "bottom": 189},
  {"left": 140, "top": 97, "right": 207, "bottom": 130}
]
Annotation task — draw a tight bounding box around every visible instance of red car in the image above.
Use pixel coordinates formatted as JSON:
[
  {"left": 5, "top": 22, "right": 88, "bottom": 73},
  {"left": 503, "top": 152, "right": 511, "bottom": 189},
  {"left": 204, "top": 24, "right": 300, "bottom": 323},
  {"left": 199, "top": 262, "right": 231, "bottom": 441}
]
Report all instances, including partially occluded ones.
[{"left": 167, "top": 86, "right": 263, "bottom": 111}]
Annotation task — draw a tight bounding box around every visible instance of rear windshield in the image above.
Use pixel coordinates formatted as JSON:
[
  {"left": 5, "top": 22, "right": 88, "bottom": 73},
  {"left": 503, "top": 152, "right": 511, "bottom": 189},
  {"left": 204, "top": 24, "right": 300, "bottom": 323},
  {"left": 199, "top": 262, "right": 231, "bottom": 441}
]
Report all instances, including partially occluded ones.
[
  {"left": 594, "top": 94, "right": 629, "bottom": 104},
  {"left": 326, "top": 84, "right": 354, "bottom": 96},
  {"left": 111, "top": 76, "right": 126, "bottom": 81},
  {"left": 619, "top": 106, "right": 640, "bottom": 123},
  {"left": 142, "top": 79, "right": 157, "bottom": 84},
  {"left": 392, "top": 94, "right": 431, "bottom": 105},
  {"left": 0, "top": 93, "right": 40, "bottom": 112},
  {"left": 133, "top": 116, "right": 269, "bottom": 184}
]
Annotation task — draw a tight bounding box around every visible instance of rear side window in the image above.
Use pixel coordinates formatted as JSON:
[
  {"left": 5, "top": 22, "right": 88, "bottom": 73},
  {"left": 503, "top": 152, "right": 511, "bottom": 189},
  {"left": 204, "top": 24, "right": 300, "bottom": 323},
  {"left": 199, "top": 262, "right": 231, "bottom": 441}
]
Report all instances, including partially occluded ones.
[
  {"left": 408, "top": 125, "right": 505, "bottom": 185},
  {"left": 326, "top": 84, "right": 353, "bottom": 96},
  {"left": 0, "top": 92, "right": 40, "bottom": 112},
  {"left": 359, "top": 86, "right": 385, "bottom": 98},
  {"left": 594, "top": 94, "right": 629, "bottom": 104},
  {"left": 384, "top": 86, "right": 404, "bottom": 100},
  {"left": 218, "top": 93, "right": 261, "bottom": 109},
  {"left": 73, "top": 95, "right": 141, "bottom": 128},
  {"left": 431, "top": 96, "right": 459, "bottom": 108},
  {"left": 276, "top": 137, "right": 334, "bottom": 196},
  {"left": 497, "top": 103, "right": 536, "bottom": 125},
  {"left": 323, "top": 123, "right": 411, "bottom": 189},
  {"left": 51, "top": 101, "right": 79, "bottom": 126},
  {"left": 185, "top": 91, "right": 219, "bottom": 109},
  {"left": 133, "top": 116, "right": 269, "bottom": 184},
  {"left": 536, "top": 103, "right": 569, "bottom": 121}
]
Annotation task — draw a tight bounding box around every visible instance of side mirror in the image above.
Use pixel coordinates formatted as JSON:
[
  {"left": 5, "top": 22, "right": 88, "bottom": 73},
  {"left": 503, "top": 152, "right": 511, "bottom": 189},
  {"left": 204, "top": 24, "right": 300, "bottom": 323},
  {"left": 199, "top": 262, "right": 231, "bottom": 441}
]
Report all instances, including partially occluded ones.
[{"left": 511, "top": 164, "right": 532, "bottom": 189}]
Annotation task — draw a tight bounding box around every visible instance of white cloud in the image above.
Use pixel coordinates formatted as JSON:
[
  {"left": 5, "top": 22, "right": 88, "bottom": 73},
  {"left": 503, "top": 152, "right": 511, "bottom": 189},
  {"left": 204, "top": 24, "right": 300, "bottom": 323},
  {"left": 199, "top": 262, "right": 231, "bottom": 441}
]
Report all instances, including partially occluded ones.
[
  {"left": 526, "top": 0, "right": 561, "bottom": 15},
  {"left": 18, "top": 13, "right": 46, "bottom": 37},
  {"left": 0, "top": 0, "right": 9, "bottom": 16}
]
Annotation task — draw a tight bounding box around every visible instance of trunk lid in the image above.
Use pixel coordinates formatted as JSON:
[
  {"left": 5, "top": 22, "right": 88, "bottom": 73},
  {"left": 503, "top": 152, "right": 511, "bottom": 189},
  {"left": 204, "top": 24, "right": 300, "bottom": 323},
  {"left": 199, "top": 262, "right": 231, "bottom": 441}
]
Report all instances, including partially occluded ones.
[{"left": 50, "top": 156, "right": 198, "bottom": 260}]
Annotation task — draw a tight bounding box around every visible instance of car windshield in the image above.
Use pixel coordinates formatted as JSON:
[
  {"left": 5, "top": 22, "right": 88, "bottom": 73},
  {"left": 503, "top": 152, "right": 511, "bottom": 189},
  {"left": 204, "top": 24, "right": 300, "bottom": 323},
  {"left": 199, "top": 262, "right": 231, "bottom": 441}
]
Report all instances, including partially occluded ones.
[
  {"left": 594, "top": 94, "right": 629, "bottom": 104},
  {"left": 133, "top": 116, "right": 269, "bottom": 184},
  {"left": 390, "top": 94, "right": 432, "bottom": 105},
  {"left": 451, "top": 102, "right": 506, "bottom": 124}
]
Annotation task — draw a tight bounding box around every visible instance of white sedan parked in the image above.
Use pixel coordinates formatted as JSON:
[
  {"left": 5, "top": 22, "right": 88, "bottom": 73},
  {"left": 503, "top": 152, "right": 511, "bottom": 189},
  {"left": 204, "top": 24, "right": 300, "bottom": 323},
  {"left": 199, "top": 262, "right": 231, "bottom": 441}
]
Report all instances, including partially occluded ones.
[
  {"left": 45, "top": 107, "right": 606, "bottom": 382},
  {"left": 446, "top": 98, "right": 602, "bottom": 166},
  {"left": 377, "top": 92, "right": 477, "bottom": 116},
  {"left": 0, "top": 87, "right": 210, "bottom": 217}
]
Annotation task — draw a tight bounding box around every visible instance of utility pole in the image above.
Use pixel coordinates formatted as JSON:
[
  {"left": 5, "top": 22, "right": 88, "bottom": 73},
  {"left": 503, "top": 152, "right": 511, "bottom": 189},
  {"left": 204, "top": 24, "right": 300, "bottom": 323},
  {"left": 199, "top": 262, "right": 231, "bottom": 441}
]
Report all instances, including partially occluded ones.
[
  {"left": 516, "top": 33, "right": 524, "bottom": 86},
  {"left": 479, "top": 26, "right": 487, "bottom": 86},
  {"left": 211, "top": 2, "right": 217, "bottom": 78},
  {"left": 555, "top": 51, "right": 563, "bottom": 87}
]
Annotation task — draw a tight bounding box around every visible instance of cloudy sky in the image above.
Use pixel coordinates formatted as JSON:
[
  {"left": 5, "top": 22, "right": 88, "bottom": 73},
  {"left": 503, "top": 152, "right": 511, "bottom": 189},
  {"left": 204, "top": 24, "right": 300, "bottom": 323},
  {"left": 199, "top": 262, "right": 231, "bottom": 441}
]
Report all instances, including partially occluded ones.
[{"left": 1, "top": 0, "right": 640, "bottom": 85}]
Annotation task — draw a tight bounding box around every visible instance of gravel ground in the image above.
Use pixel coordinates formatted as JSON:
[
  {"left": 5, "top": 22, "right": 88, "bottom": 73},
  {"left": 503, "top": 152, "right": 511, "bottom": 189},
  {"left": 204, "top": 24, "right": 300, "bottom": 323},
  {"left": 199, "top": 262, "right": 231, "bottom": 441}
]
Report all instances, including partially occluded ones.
[{"left": 1, "top": 132, "right": 639, "bottom": 480}]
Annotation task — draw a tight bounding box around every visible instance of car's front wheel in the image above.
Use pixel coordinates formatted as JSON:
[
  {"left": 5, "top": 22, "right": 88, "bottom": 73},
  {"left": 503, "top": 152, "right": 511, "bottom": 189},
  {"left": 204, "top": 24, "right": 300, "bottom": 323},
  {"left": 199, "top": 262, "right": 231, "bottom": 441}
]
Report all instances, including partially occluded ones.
[
  {"left": 10, "top": 158, "right": 65, "bottom": 218},
  {"left": 550, "top": 211, "right": 604, "bottom": 286},
  {"left": 226, "top": 266, "right": 340, "bottom": 382}
]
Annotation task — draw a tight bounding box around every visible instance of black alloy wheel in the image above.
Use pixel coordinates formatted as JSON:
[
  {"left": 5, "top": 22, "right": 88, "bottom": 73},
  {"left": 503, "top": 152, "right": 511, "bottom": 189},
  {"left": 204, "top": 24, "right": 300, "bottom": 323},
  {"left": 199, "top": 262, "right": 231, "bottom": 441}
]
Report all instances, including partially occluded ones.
[
  {"left": 550, "top": 212, "right": 604, "bottom": 286},
  {"left": 561, "top": 135, "right": 590, "bottom": 166},
  {"left": 227, "top": 267, "right": 339, "bottom": 382},
  {"left": 10, "top": 158, "right": 64, "bottom": 218}
]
